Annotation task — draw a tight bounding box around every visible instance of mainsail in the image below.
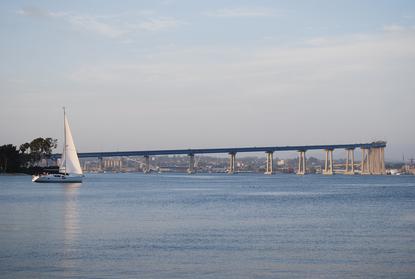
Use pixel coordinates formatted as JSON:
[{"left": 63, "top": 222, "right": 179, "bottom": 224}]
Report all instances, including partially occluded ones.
[{"left": 59, "top": 112, "right": 83, "bottom": 175}]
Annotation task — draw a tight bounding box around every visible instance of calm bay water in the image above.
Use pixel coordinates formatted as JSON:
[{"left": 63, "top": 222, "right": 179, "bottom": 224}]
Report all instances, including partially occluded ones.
[{"left": 0, "top": 173, "right": 415, "bottom": 278}]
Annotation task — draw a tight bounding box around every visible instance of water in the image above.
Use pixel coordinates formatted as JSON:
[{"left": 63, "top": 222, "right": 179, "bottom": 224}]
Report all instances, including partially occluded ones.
[{"left": 1, "top": 173, "right": 415, "bottom": 278}]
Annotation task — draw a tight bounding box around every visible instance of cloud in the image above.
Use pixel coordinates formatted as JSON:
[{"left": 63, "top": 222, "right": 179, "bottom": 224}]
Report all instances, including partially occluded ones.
[
  {"left": 138, "top": 17, "right": 184, "bottom": 31},
  {"left": 17, "top": 7, "right": 55, "bottom": 18},
  {"left": 383, "top": 24, "right": 406, "bottom": 32},
  {"left": 17, "top": 7, "right": 182, "bottom": 38},
  {"left": 67, "top": 15, "right": 127, "bottom": 38},
  {"left": 304, "top": 34, "right": 370, "bottom": 47},
  {"left": 204, "top": 7, "right": 276, "bottom": 18}
]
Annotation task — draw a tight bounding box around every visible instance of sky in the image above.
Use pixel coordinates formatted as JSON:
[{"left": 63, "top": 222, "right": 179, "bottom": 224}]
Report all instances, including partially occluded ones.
[{"left": 0, "top": 0, "right": 414, "bottom": 161}]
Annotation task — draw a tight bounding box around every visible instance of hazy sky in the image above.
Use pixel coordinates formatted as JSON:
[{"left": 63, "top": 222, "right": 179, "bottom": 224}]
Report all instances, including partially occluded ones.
[{"left": 1, "top": 0, "right": 414, "bottom": 160}]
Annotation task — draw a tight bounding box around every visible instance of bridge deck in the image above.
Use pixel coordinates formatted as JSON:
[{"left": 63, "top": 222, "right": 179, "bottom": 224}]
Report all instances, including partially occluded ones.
[{"left": 51, "top": 142, "right": 386, "bottom": 159}]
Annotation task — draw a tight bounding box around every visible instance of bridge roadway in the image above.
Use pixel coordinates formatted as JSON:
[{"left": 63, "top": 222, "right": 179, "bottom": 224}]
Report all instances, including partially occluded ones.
[{"left": 52, "top": 141, "right": 386, "bottom": 159}]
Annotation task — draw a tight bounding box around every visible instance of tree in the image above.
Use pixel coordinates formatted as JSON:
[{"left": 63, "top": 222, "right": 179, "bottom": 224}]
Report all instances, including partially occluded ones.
[
  {"left": 42, "top": 137, "right": 58, "bottom": 156},
  {"left": 0, "top": 137, "right": 58, "bottom": 172},
  {"left": 0, "top": 144, "right": 20, "bottom": 173},
  {"left": 19, "top": 142, "right": 31, "bottom": 167},
  {"left": 27, "top": 137, "right": 58, "bottom": 166},
  {"left": 19, "top": 142, "right": 30, "bottom": 153}
]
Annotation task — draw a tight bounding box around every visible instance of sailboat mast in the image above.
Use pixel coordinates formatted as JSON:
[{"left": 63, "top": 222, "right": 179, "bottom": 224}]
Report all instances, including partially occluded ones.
[{"left": 63, "top": 107, "right": 67, "bottom": 175}]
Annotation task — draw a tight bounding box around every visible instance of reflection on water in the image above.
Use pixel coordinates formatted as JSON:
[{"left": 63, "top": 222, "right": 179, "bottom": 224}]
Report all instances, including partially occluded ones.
[{"left": 62, "top": 183, "right": 81, "bottom": 274}]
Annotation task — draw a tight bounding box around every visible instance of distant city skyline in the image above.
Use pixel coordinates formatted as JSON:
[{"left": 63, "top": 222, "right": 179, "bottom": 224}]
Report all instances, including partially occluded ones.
[{"left": 1, "top": 0, "right": 414, "bottom": 161}]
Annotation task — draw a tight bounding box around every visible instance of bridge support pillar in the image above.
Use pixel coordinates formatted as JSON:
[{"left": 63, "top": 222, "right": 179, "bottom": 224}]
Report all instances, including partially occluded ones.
[
  {"left": 345, "top": 148, "right": 355, "bottom": 175},
  {"left": 265, "top": 152, "right": 274, "bottom": 175},
  {"left": 98, "top": 157, "right": 103, "bottom": 172},
  {"left": 187, "top": 154, "right": 195, "bottom": 174},
  {"left": 136, "top": 158, "right": 141, "bottom": 172},
  {"left": 369, "top": 147, "right": 386, "bottom": 175},
  {"left": 297, "top": 151, "right": 306, "bottom": 175},
  {"left": 143, "top": 156, "right": 150, "bottom": 173},
  {"left": 228, "top": 153, "right": 236, "bottom": 174},
  {"left": 323, "top": 149, "right": 334, "bottom": 175},
  {"left": 361, "top": 148, "right": 370, "bottom": 175}
]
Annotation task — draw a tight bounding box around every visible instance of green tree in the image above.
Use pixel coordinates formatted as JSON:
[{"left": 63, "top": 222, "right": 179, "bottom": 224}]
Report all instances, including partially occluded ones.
[
  {"left": 0, "top": 138, "right": 57, "bottom": 172},
  {"left": 0, "top": 144, "right": 20, "bottom": 173},
  {"left": 19, "top": 142, "right": 30, "bottom": 153},
  {"left": 19, "top": 137, "right": 58, "bottom": 167},
  {"left": 19, "top": 142, "right": 31, "bottom": 167},
  {"left": 28, "top": 137, "right": 58, "bottom": 165},
  {"left": 42, "top": 137, "right": 58, "bottom": 156}
]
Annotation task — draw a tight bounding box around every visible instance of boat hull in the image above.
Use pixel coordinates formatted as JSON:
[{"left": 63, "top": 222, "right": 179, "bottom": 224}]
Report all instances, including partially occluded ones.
[{"left": 32, "top": 174, "right": 83, "bottom": 183}]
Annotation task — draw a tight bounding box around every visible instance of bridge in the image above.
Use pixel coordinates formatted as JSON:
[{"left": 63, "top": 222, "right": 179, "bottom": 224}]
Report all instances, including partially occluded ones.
[{"left": 52, "top": 141, "right": 387, "bottom": 175}]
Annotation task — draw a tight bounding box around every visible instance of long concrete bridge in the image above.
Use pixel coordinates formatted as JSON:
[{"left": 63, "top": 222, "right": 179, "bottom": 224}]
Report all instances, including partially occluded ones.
[{"left": 52, "top": 141, "right": 387, "bottom": 175}]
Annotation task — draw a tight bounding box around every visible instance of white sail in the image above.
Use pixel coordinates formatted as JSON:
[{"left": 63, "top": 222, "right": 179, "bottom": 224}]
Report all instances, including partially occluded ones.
[{"left": 59, "top": 113, "right": 83, "bottom": 175}]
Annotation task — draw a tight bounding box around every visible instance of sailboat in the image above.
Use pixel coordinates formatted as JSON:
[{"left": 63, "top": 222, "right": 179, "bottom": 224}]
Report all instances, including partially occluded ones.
[{"left": 32, "top": 109, "right": 83, "bottom": 183}]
